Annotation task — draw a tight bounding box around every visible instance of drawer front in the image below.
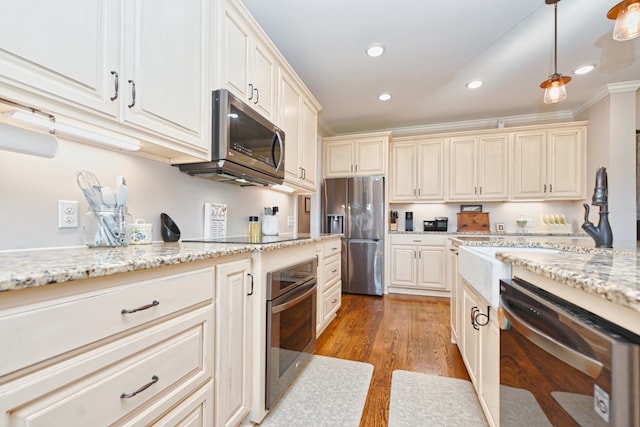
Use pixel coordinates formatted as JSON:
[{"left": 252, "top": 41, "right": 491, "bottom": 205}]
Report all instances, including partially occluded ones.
[
  {"left": 0, "top": 267, "right": 214, "bottom": 377},
  {"left": 390, "top": 234, "right": 446, "bottom": 246},
  {"left": 323, "top": 239, "right": 342, "bottom": 257},
  {"left": 323, "top": 283, "right": 341, "bottom": 323},
  {"left": 324, "top": 257, "right": 341, "bottom": 285},
  {"left": 1, "top": 307, "right": 212, "bottom": 427}
]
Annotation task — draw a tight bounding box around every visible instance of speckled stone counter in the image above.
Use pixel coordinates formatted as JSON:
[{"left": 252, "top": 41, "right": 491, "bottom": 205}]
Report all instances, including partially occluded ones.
[
  {"left": 450, "top": 234, "right": 640, "bottom": 315},
  {"left": 0, "top": 234, "right": 339, "bottom": 293}
]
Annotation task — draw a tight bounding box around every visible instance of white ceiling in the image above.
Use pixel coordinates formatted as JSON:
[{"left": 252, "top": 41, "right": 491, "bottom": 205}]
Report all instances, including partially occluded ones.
[{"left": 242, "top": 0, "right": 640, "bottom": 136}]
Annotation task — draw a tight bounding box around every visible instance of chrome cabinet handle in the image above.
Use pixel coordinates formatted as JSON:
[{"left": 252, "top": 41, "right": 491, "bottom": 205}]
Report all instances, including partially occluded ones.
[
  {"left": 254, "top": 87, "right": 259, "bottom": 104},
  {"left": 248, "top": 83, "right": 254, "bottom": 100},
  {"left": 331, "top": 269, "right": 338, "bottom": 274},
  {"left": 120, "top": 375, "right": 159, "bottom": 399},
  {"left": 544, "top": 184, "right": 547, "bottom": 193},
  {"left": 472, "top": 305, "right": 490, "bottom": 330},
  {"left": 121, "top": 300, "right": 159, "bottom": 314},
  {"left": 110, "top": 71, "right": 119, "bottom": 101},
  {"left": 479, "top": 186, "right": 482, "bottom": 195},
  {"left": 549, "top": 184, "right": 553, "bottom": 192},
  {"left": 247, "top": 273, "right": 254, "bottom": 296},
  {"left": 127, "top": 80, "right": 136, "bottom": 108},
  {"left": 332, "top": 298, "right": 338, "bottom": 304}
]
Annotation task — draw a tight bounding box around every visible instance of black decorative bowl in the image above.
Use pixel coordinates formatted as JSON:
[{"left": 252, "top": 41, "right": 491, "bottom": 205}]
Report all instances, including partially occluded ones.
[{"left": 160, "top": 213, "right": 181, "bottom": 242}]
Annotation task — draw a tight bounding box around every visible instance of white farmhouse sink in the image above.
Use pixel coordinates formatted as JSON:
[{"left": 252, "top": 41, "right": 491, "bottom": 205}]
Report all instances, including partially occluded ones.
[{"left": 457, "top": 246, "right": 559, "bottom": 308}]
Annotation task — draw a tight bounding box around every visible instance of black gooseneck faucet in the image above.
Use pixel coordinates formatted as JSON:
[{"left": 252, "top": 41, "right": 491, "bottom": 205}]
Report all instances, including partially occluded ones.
[{"left": 582, "top": 167, "right": 613, "bottom": 248}]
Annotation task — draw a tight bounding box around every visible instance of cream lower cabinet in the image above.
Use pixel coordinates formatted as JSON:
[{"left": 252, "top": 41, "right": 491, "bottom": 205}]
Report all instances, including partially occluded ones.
[
  {"left": 323, "top": 132, "right": 390, "bottom": 178},
  {"left": 459, "top": 279, "right": 499, "bottom": 427},
  {"left": 317, "top": 238, "right": 342, "bottom": 336},
  {"left": 390, "top": 138, "right": 445, "bottom": 202},
  {"left": 512, "top": 124, "right": 586, "bottom": 200},
  {"left": 446, "top": 240, "right": 460, "bottom": 343},
  {"left": 215, "top": 257, "right": 253, "bottom": 427},
  {"left": 389, "top": 234, "right": 447, "bottom": 296},
  {"left": 0, "top": 264, "right": 215, "bottom": 427},
  {"left": 448, "top": 134, "right": 510, "bottom": 201}
]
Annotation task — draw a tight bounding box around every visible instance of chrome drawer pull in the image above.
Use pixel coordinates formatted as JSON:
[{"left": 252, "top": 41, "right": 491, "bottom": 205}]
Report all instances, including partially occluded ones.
[
  {"left": 120, "top": 375, "right": 159, "bottom": 399},
  {"left": 121, "top": 300, "right": 159, "bottom": 314},
  {"left": 331, "top": 269, "right": 338, "bottom": 274}
]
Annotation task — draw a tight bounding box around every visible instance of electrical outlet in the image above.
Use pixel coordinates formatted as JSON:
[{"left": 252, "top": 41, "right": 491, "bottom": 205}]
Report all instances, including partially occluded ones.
[
  {"left": 287, "top": 215, "right": 294, "bottom": 227},
  {"left": 58, "top": 200, "right": 78, "bottom": 228}
]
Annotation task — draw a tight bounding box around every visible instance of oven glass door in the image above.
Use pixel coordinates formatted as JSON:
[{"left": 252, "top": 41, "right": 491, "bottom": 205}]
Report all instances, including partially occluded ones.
[{"left": 266, "top": 280, "right": 317, "bottom": 409}]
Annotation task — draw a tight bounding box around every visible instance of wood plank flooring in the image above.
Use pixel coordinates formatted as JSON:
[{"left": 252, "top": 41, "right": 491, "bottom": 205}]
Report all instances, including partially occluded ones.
[{"left": 315, "top": 293, "right": 469, "bottom": 427}]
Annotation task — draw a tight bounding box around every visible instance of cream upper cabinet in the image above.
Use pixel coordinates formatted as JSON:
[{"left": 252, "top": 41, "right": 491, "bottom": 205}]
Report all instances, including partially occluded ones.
[
  {"left": 0, "top": 0, "right": 120, "bottom": 117},
  {"left": 323, "top": 132, "right": 390, "bottom": 178},
  {"left": 216, "top": 0, "right": 276, "bottom": 122},
  {"left": 215, "top": 257, "right": 252, "bottom": 427},
  {"left": 122, "top": 0, "right": 210, "bottom": 151},
  {"left": 448, "top": 134, "right": 509, "bottom": 201},
  {"left": 390, "top": 138, "right": 445, "bottom": 202},
  {"left": 0, "top": 0, "right": 211, "bottom": 156},
  {"left": 279, "top": 68, "right": 319, "bottom": 192},
  {"left": 512, "top": 125, "right": 586, "bottom": 200}
]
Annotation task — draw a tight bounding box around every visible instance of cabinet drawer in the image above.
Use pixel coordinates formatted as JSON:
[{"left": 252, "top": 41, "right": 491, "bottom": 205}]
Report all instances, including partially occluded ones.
[
  {"left": 390, "top": 234, "right": 446, "bottom": 246},
  {"left": 1, "top": 307, "right": 212, "bottom": 427},
  {"left": 324, "top": 257, "right": 341, "bottom": 285},
  {"left": 0, "top": 267, "right": 214, "bottom": 377},
  {"left": 323, "top": 282, "right": 341, "bottom": 323},
  {"left": 323, "top": 239, "right": 342, "bottom": 257}
]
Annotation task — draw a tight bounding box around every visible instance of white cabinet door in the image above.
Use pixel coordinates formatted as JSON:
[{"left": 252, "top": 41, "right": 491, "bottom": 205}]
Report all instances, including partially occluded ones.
[
  {"left": 480, "top": 309, "right": 500, "bottom": 427},
  {"left": 512, "top": 131, "right": 547, "bottom": 199},
  {"left": 448, "top": 137, "right": 478, "bottom": 200},
  {"left": 417, "top": 247, "right": 446, "bottom": 291},
  {"left": 462, "top": 283, "right": 479, "bottom": 386},
  {"left": 281, "top": 72, "right": 302, "bottom": 184},
  {"left": 300, "top": 99, "right": 318, "bottom": 190},
  {"left": 417, "top": 139, "right": 445, "bottom": 200},
  {"left": 0, "top": 0, "right": 120, "bottom": 116},
  {"left": 389, "top": 245, "right": 417, "bottom": 287},
  {"left": 477, "top": 134, "right": 509, "bottom": 200},
  {"left": 216, "top": 258, "right": 252, "bottom": 427},
  {"left": 324, "top": 140, "right": 355, "bottom": 178},
  {"left": 122, "top": 0, "right": 208, "bottom": 150},
  {"left": 354, "top": 137, "right": 386, "bottom": 176},
  {"left": 251, "top": 40, "right": 277, "bottom": 120},
  {"left": 546, "top": 127, "right": 585, "bottom": 199},
  {"left": 390, "top": 143, "right": 418, "bottom": 201},
  {"left": 447, "top": 244, "right": 459, "bottom": 342}
]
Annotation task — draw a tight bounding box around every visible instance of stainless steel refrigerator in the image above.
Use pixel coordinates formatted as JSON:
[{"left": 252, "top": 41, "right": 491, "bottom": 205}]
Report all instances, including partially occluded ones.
[{"left": 322, "top": 176, "right": 384, "bottom": 296}]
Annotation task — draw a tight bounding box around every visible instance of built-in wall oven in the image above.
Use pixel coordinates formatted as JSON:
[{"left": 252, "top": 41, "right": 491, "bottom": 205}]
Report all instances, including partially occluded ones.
[
  {"left": 499, "top": 278, "right": 640, "bottom": 426},
  {"left": 266, "top": 258, "right": 317, "bottom": 410}
]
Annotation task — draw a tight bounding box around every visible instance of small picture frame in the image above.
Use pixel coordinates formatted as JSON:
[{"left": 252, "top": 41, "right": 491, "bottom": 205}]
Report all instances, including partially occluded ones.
[
  {"left": 304, "top": 197, "right": 311, "bottom": 213},
  {"left": 496, "top": 223, "right": 506, "bottom": 233},
  {"left": 460, "top": 204, "right": 483, "bottom": 212}
]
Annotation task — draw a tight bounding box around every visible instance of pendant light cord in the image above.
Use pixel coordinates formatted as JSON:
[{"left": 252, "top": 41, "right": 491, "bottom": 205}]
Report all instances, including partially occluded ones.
[{"left": 553, "top": 1, "right": 558, "bottom": 76}]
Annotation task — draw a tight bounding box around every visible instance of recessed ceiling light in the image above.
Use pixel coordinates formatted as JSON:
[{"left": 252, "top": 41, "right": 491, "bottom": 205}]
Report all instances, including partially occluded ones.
[
  {"left": 378, "top": 93, "right": 392, "bottom": 101},
  {"left": 366, "top": 44, "right": 385, "bottom": 57},
  {"left": 574, "top": 64, "right": 595, "bottom": 75},
  {"left": 466, "top": 80, "right": 483, "bottom": 89}
]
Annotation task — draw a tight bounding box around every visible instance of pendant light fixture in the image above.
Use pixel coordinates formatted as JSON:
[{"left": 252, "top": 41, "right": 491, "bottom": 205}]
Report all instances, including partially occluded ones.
[
  {"left": 539, "top": 0, "right": 570, "bottom": 104},
  {"left": 607, "top": 1, "right": 640, "bottom": 41}
]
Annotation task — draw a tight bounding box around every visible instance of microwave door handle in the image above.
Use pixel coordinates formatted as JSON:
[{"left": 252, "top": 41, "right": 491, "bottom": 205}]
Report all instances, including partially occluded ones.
[
  {"left": 500, "top": 295, "right": 603, "bottom": 378},
  {"left": 272, "top": 131, "right": 284, "bottom": 171}
]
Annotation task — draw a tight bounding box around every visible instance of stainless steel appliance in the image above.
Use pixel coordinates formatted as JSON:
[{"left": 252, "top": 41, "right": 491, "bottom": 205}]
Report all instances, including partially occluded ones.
[
  {"left": 266, "top": 258, "right": 317, "bottom": 409},
  {"left": 424, "top": 217, "right": 448, "bottom": 231},
  {"left": 322, "top": 176, "right": 384, "bottom": 296},
  {"left": 499, "top": 278, "right": 640, "bottom": 426},
  {"left": 176, "top": 89, "right": 285, "bottom": 186}
]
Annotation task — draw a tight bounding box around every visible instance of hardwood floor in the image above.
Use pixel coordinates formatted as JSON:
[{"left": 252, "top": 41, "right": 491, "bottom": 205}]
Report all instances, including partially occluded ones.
[{"left": 316, "top": 293, "right": 469, "bottom": 427}]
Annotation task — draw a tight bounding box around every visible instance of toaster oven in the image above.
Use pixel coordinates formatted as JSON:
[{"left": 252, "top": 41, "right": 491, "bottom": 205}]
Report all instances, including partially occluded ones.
[{"left": 423, "top": 217, "right": 448, "bottom": 232}]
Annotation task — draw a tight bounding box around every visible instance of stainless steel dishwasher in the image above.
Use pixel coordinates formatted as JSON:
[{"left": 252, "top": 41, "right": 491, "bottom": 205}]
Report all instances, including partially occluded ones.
[{"left": 499, "top": 278, "right": 640, "bottom": 426}]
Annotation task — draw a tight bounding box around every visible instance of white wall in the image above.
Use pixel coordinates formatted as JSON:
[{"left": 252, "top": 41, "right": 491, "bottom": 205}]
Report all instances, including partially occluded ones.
[{"left": 0, "top": 137, "right": 295, "bottom": 250}]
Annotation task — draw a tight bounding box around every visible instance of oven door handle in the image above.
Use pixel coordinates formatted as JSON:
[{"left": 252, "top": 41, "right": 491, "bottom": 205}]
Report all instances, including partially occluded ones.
[
  {"left": 272, "top": 282, "right": 316, "bottom": 314},
  {"left": 500, "top": 295, "right": 603, "bottom": 379},
  {"left": 272, "top": 130, "right": 284, "bottom": 172}
]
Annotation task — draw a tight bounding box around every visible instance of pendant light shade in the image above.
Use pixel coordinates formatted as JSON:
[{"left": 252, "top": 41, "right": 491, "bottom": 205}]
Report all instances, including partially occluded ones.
[
  {"left": 540, "top": 0, "right": 570, "bottom": 104},
  {"left": 608, "top": 1, "right": 640, "bottom": 41}
]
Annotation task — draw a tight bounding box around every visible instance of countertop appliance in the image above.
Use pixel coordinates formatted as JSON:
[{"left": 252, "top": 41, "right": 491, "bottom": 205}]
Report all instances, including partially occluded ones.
[
  {"left": 176, "top": 89, "right": 285, "bottom": 186},
  {"left": 266, "top": 258, "right": 317, "bottom": 409},
  {"left": 499, "top": 278, "right": 639, "bottom": 426},
  {"left": 424, "top": 217, "right": 448, "bottom": 232},
  {"left": 322, "top": 176, "right": 384, "bottom": 296}
]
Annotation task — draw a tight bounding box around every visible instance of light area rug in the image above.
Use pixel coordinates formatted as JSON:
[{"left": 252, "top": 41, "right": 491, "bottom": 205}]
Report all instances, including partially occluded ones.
[
  {"left": 501, "top": 385, "right": 551, "bottom": 427},
  {"left": 259, "top": 355, "right": 374, "bottom": 427},
  {"left": 388, "top": 370, "right": 488, "bottom": 427}
]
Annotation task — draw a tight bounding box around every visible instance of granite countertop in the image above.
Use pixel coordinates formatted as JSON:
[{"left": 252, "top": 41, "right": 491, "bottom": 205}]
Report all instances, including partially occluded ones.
[
  {"left": 450, "top": 235, "right": 640, "bottom": 314},
  {"left": 0, "top": 234, "right": 339, "bottom": 293}
]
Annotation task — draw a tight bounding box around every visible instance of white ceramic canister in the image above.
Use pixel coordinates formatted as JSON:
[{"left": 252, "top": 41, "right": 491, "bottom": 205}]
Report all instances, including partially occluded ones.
[
  {"left": 128, "top": 218, "right": 153, "bottom": 244},
  {"left": 262, "top": 215, "right": 279, "bottom": 236}
]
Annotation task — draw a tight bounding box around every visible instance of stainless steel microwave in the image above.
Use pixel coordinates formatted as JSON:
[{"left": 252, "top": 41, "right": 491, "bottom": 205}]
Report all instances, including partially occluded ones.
[{"left": 177, "top": 89, "right": 285, "bottom": 186}]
